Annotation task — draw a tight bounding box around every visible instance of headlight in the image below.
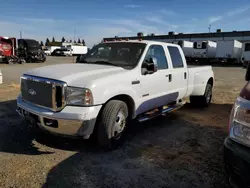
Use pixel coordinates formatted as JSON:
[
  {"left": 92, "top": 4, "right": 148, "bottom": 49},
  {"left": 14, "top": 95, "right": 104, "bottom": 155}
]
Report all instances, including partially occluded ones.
[
  {"left": 66, "top": 87, "right": 93, "bottom": 106},
  {"left": 229, "top": 97, "right": 250, "bottom": 147}
]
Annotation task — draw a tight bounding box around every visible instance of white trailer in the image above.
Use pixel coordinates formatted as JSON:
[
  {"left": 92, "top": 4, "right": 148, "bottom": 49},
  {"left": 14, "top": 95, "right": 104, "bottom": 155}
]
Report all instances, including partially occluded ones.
[
  {"left": 173, "top": 40, "right": 193, "bottom": 57},
  {"left": 192, "top": 40, "right": 217, "bottom": 59},
  {"left": 242, "top": 42, "right": 250, "bottom": 67},
  {"left": 66, "top": 45, "right": 88, "bottom": 56},
  {"left": 215, "top": 40, "right": 242, "bottom": 64}
]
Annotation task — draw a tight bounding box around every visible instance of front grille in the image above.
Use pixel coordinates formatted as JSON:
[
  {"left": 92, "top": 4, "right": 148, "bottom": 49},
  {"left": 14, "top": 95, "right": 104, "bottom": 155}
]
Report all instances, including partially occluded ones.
[{"left": 21, "top": 75, "right": 67, "bottom": 111}]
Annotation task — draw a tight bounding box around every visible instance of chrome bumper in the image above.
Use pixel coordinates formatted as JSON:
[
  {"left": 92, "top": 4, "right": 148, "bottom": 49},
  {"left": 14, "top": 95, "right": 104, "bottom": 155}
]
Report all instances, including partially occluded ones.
[{"left": 17, "top": 95, "right": 102, "bottom": 139}]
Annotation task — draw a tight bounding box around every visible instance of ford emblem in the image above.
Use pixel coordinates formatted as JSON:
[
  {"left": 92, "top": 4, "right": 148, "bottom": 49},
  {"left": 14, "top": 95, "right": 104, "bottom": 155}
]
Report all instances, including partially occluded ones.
[{"left": 28, "top": 88, "right": 36, "bottom": 96}]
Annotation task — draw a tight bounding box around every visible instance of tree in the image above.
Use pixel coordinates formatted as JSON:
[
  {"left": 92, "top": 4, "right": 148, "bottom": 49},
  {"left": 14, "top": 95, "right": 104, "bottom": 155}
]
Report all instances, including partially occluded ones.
[
  {"left": 74, "top": 40, "right": 76, "bottom": 43},
  {"left": 69, "top": 40, "right": 72, "bottom": 43},
  {"left": 45, "top": 38, "right": 50, "bottom": 46},
  {"left": 61, "top": 37, "right": 65, "bottom": 42},
  {"left": 82, "top": 39, "right": 85, "bottom": 46},
  {"left": 40, "top": 41, "right": 44, "bottom": 46},
  {"left": 52, "top": 37, "right": 55, "bottom": 42},
  {"left": 77, "top": 38, "right": 81, "bottom": 43}
]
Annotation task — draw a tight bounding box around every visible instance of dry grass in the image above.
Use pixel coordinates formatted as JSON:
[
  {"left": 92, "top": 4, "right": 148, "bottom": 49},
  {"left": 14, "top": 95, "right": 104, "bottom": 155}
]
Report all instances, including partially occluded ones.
[{"left": 0, "top": 84, "right": 20, "bottom": 102}]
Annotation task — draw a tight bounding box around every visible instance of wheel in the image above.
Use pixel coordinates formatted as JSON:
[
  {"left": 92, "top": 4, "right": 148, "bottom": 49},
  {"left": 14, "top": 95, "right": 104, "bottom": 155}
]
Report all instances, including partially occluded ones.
[
  {"left": 19, "top": 59, "right": 26, "bottom": 64},
  {"left": 7, "top": 59, "right": 14, "bottom": 64},
  {"left": 96, "top": 100, "right": 128, "bottom": 150},
  {"left": 26, "top": 58, "right": 32, "bottom": 63},
  {"left": 190, "top": 83, "right": 212, "bottom": 107}
]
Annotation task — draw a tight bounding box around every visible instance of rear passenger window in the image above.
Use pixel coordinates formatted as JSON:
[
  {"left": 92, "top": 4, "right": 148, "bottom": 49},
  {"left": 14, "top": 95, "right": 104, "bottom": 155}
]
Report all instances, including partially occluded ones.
[
  {"left": 144, "top": 45, "right": 168, "bottom": 69},
  {"left": 168, "top": 46, "right": 184, "bottom": 68}
]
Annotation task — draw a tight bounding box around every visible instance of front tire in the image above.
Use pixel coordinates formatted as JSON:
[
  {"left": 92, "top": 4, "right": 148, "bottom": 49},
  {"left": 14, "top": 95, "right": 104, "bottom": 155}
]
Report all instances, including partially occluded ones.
[
  {"left": 96, "top": 100, "right": 128, "bottom": 150},
  {"left": 190, "top": 83, "right": 212, "bottom": 107}
]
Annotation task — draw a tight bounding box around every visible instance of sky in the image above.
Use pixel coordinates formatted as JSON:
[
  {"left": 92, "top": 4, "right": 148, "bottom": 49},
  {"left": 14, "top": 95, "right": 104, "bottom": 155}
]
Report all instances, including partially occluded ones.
[{"left": 0, "top": 0, "right": 250, "bottom": 47}]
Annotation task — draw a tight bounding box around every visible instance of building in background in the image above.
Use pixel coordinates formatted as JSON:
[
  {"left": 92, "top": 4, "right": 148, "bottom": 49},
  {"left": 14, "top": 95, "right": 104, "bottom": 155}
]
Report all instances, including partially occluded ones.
[{"left": 103, "top": 30, "right": 250, "bottom": 43}]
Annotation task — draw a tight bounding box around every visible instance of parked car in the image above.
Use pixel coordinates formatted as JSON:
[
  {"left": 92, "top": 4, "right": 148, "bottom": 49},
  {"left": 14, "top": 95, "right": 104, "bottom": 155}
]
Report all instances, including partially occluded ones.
[
  {"left": 17, "top": 39, "right": 46, "bottom": 63},
  {"left": 224, "top": 64, "right": 250, "bottom": 187},
  {"left": 51, "top": 48, "right": 68, "bottom": 56},
  {"left": 16, "top": 40, "right": 214, "bottom": 150},
  {"left": 43, "top": 46, "right": 61, "bottom": 56},
  {"left": 62, "top": 48, "right": 72, "bottom": 56}
]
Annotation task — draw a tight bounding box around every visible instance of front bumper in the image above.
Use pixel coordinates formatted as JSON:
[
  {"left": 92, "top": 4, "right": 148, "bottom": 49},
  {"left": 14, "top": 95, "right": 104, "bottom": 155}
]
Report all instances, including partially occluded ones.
[
  {"left": 224, "top": 137, "right": 250, "bottom": 188},
  {"left": 16, "top": 95, "right": 102, "bottom": 139}
]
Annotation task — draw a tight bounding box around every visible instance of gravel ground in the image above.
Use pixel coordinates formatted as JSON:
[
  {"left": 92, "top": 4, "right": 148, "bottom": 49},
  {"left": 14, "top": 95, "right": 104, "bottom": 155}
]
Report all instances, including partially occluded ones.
[{"left": 0, "top": 58, "right": 247, "bottom": 188}]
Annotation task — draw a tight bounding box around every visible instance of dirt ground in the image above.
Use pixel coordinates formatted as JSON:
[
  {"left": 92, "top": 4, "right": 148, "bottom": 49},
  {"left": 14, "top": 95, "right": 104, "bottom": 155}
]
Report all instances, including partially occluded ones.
[{"left": 0, "top": 61, "right": 247, "bottom": 188}]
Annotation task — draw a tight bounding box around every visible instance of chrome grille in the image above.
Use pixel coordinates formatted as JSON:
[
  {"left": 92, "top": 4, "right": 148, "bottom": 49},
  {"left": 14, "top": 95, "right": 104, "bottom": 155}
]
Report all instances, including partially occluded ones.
[{"left": 21, "top": 75, "right": 67, "bottom": 111}]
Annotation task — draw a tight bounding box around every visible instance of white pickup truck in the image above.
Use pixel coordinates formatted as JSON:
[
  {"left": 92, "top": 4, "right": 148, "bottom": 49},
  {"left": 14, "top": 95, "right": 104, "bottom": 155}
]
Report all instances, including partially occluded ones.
[{"left": 17, "top": 40, "right": 214, "bottom": 149}]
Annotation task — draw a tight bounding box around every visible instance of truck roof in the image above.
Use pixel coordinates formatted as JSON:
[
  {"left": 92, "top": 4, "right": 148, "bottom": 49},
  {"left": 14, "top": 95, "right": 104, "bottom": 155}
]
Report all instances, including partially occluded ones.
[{"left": 103, "top": 39, "right": 180, "bottom": 47}]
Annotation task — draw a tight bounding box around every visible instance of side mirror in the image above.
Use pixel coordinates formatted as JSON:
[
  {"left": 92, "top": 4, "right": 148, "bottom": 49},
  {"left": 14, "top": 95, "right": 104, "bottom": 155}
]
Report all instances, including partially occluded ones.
[
  {"left": 142, "top": 57, "right": 158, "bottom": 75},
  {"left": 246, "top": 62, "right": 250, "bottom": 81},
  {"left": 148, "top": 57, "right": 158, "bottom": 73}
]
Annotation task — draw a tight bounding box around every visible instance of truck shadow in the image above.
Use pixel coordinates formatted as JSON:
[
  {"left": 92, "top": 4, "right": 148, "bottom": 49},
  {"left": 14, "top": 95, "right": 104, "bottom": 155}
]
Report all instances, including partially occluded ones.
[
  {"left": 0, "top": 99, "right": 53, "bottom": 155},
  {"left": 0, "top": 99, "right": 232, "bottom": 187},
  {"left": 0, "top": 99, "right": 234, "bottom": 156},
  {"left": 42, "top": 103, "right": 232, "bottom": 188},
  {"left": 0, "top": 99, "right": 101, "bottom": 154}
]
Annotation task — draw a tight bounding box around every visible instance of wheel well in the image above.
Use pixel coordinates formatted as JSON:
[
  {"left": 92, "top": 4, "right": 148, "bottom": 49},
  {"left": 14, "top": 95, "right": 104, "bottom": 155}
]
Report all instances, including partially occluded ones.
[
  {"left": 207, "top": 77, "right": 213, "bottom": 87},
  {"left": 106, "top": 94, "right": 135, "bottom": 120}
]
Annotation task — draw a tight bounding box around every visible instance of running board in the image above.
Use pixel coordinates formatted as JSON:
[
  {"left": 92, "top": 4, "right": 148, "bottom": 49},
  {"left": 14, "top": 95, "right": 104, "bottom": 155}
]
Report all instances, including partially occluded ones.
[{"left": 137, "top": 102, "right": 185, "bottom": 123}]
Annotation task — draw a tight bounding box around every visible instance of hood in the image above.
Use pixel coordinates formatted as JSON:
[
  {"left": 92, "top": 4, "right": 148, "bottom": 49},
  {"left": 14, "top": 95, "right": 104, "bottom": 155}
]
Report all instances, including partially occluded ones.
[{"left": 24, "top": 63, "right": 127, "bottom": 87}]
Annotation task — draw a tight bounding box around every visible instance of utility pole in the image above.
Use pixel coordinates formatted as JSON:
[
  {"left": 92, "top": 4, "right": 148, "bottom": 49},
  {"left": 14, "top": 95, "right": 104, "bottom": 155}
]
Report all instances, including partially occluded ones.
[
  {"left": 72, "top": 28, "right": 76, "bottom": 63},
  {"left": 73, "top": 28, "right": 76, "bottom": 44},
  {"left": 20, "top": 30, "right": 22, "bottom": 39},
  {"left": 208, "top": 25, "right": 211, "bottom": 33}
]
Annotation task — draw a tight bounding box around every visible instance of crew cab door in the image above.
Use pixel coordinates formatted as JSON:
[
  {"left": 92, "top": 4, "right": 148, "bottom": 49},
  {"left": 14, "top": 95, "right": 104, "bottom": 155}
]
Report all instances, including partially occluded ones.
[
  {"left": 167, "top": 46, "right": 188, "bottom": 100},
  {"left": 137, "top": 44, "right": 175, "bottom": 114}
]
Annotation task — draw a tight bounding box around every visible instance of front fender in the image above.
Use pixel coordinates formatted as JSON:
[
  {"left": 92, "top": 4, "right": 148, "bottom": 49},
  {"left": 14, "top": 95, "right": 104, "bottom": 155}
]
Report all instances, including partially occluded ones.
[{"left": 93, "top": 85, "right": 138, "bottom": 105}]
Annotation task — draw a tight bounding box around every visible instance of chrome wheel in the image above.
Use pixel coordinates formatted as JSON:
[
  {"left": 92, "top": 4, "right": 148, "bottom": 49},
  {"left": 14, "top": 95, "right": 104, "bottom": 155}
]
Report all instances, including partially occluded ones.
[{"left": 112, "top": 110, "right": 126, "bottom": 140}]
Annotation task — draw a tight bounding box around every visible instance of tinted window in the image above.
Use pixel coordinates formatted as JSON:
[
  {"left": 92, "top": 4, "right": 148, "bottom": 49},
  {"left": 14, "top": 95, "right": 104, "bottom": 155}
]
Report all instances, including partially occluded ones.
[
  {"left": 245, "top": 43, "right": 250, "bottom": 51},
  {"left": 144, "top": 45, "right": 168, "bottom": 69},
  {"left": 168, "top": 46, "right": 184, "bottom": 68}
]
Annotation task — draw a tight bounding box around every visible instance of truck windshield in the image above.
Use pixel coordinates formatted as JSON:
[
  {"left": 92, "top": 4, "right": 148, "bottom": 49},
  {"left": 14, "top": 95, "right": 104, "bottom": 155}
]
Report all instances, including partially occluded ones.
[
  {"left": 78, "top": 42, "right": 146, "bottom": 69},
  {"left": 24, "top": 39, "right": 41, "bottom": 49}
]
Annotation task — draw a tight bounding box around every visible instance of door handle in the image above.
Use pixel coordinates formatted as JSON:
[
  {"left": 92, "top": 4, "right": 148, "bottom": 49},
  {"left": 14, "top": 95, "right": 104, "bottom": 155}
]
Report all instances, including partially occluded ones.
[
  {"left": 166, "top": 74, "right": 172, "bottom": 82},
  {"left": 184, "top": 72, "right": 187, "bottom": 79}
]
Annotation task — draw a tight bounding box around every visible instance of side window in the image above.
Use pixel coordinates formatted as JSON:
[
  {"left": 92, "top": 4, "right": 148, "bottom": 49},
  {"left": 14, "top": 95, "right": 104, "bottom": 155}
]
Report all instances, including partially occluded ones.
[
  {"left": 144, "top": 45, "right": 168, "bottom": 70},
  {"left": 168, "top": 46, "right": 184, "bottom": 68}
]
